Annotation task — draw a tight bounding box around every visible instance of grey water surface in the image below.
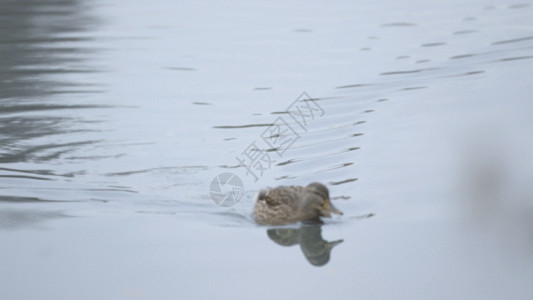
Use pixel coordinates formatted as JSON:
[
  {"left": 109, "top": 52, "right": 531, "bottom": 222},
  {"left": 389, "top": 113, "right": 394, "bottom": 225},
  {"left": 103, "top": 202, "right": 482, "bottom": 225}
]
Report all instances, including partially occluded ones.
[{"left": 1, "top": 0, "right": 533, "bottom": 299}]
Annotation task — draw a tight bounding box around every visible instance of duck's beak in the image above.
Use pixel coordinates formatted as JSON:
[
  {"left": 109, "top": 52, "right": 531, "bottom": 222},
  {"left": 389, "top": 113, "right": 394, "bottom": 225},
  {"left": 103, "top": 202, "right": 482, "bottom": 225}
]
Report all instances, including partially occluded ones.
[
  {"left": 329, "top": 200, "right": 343, "bottom": 215},
  {"left": 321, "top": 199, "right": 343, "bottom": 217}
]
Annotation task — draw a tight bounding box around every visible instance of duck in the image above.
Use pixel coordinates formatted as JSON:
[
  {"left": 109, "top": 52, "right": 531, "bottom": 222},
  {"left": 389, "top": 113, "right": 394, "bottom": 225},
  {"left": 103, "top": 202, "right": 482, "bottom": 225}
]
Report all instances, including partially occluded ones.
[{"left": 253, "top": 182, "right": 343, "bottom": 225}]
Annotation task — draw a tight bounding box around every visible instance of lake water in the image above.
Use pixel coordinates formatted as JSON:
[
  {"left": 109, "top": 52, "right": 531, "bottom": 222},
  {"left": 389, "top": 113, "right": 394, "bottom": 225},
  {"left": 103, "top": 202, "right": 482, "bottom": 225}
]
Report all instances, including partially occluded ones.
[{"left": 1, "top": 0, "right": 533, "bottom": 299}]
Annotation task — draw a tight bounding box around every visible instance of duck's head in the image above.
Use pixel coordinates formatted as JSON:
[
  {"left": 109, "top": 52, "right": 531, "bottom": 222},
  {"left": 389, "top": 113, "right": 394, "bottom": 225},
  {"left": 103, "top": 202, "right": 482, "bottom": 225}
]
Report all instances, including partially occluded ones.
[{"left": 301, "top": 182, "right": 343, "bottom": 220}]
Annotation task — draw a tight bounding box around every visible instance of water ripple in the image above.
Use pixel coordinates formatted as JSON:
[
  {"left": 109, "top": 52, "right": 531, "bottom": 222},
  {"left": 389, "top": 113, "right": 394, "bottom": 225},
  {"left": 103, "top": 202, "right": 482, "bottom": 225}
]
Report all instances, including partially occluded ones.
[{"left": 492, "top": 36, "right": 533, "bottom": 45}]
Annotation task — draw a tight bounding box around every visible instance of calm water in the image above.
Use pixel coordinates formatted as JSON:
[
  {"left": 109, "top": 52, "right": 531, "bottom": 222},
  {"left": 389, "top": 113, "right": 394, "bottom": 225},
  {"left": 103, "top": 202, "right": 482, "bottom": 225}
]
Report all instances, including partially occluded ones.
[{"left": 1, "top": 0, "right": 533, "bottom": 299}]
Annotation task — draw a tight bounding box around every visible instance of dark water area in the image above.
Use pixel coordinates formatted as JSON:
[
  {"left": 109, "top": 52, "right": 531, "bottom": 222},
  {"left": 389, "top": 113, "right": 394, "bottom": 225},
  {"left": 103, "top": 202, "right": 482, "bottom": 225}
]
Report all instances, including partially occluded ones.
[{"left": 2, "top": 0, "right": 533, "bottom": 299}]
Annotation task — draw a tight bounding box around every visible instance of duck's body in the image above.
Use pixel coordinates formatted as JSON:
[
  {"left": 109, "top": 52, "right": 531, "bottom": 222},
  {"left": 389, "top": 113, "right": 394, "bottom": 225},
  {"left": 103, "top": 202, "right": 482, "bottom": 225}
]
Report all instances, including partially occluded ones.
[{"left": 253, "top": 182, "right": 342, "bottom": 225}]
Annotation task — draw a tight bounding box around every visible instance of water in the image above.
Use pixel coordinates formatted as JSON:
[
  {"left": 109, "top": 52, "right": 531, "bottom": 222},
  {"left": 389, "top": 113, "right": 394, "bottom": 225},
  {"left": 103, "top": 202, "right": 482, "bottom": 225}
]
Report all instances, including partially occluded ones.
[{"left": 2, "top": 0, "right": 533, "bottom": 299}]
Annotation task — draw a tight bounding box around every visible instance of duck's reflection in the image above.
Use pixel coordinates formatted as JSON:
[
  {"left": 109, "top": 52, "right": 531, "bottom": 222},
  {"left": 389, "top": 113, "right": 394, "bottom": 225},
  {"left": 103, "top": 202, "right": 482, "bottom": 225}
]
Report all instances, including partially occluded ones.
[{"left": 267, "top": 225, "right": 343, "bottom": 266}]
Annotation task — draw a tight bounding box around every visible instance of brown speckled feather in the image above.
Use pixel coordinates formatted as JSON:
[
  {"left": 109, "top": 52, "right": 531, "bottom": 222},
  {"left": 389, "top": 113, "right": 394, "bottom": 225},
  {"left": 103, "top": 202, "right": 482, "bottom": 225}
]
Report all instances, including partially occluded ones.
[
  {"left": 254, "top": 186, "right": 304, "bottom": 225},
  {"left": 264, "top": 186, "right": 303, "bottom": 207}
]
